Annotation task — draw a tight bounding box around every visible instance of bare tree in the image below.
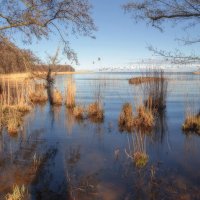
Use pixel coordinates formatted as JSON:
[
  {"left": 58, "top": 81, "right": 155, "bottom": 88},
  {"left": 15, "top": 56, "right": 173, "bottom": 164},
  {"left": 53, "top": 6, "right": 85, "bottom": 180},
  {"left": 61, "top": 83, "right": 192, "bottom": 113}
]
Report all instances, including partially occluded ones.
[
  {"left": 123, "top": 0, "right": 200, "bottom": 64},
  {"left": 0, "top": 0, "right": 96, "bottom": 63}
]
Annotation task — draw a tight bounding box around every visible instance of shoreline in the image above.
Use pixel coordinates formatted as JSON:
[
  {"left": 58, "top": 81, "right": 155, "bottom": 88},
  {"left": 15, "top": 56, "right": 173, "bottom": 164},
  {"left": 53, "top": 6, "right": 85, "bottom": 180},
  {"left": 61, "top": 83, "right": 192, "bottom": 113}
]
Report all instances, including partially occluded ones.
[{"left": 0, "top": 71, "right": 94, "bottom": 80}]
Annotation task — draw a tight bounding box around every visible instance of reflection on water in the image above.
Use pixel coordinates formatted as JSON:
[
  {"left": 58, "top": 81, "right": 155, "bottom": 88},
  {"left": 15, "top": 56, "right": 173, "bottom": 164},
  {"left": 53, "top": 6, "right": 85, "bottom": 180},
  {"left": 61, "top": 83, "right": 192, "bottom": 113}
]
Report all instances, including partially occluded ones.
[{"left": 0, "top": 72, "right": 200, "bottom": 199}]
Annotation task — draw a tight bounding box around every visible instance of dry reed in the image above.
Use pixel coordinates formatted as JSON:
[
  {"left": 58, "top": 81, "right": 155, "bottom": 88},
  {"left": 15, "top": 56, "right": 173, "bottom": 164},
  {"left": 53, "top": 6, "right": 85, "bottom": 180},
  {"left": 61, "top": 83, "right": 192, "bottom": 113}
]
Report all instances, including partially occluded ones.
[
  {"left": 5, "top": 185, "right": 27, "bottom": 200},
  {"left": 73, "top": 105, "right": 85, "bottom": 120},
  {"left": 65, "top": 78, "right": 76, "bottom": 108},
  {"left": 119, "top": 103, "right": 154, "bottom": 133},
  {"left": 87, "top": 102, "right": 104, "bottom": 122},
  {"left": 52, "top": 89, "right": 63, "bottom": 105},
  {"left": 182, "top": 114, "right": 200, "bottom": 134}
]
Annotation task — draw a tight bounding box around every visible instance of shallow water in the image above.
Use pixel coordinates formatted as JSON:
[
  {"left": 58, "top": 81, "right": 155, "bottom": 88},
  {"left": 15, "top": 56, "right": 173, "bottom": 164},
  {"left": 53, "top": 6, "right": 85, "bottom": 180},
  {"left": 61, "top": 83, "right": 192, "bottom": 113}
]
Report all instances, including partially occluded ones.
[{"left": 0, "top": 72, "right": 200, "bottom": 200}]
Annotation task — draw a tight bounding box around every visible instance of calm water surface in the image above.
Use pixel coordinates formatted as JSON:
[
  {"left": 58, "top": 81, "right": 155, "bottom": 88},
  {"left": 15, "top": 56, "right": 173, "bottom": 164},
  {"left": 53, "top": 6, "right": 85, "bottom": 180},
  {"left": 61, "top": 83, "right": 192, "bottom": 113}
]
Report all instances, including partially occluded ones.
[{"left": 0, "top": 72, "right": 200, "bottom": 200}]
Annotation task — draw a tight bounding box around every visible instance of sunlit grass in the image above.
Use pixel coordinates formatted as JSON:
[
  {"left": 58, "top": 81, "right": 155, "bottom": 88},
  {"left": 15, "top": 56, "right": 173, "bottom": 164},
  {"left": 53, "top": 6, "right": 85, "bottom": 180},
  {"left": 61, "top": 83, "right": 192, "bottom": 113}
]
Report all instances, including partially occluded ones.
[
  {"left": 182, "top": 114, "right": 200, "bottom": 134},
  {"left": 52, "top": 89, "right": 63, "bottom": 105},
  {"left": 119, "top": 103, "right": 154, "bottom": 132},
  {"left": 5, "top": 185, "right": 27, "bottom": 200},
  {"left": 65, "top": 78, "right": 76, "bottom": 108}
]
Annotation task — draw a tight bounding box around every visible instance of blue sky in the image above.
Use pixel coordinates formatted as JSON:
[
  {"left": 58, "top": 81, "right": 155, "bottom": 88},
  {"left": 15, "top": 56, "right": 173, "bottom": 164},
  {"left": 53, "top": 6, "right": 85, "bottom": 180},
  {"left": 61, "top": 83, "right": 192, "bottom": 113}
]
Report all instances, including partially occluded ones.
[{"left": 16, "top": 0, "right": 200, "bottom": 71}]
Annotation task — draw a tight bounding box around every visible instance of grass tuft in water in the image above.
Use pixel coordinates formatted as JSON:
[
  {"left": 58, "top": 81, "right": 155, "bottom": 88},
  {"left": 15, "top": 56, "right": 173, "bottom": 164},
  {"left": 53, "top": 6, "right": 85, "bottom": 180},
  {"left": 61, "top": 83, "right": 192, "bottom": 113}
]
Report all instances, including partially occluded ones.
[
  {"left": 182, "top": 114, "right": 200, "bottom": 134},
  {"left": 133, "top": 151, "right": 149, "bottom": 168},
  {"left": 87, "top": 102, "right": 104, "bottom": 122},
  {"left": 73, "top": 105, "right": 85, "bottom": 120},
  {"left": 66, "top": 78, "right": 76, "bottom": 108},
  {"left": 52, "top": 89, "right": 63, "bottom": 105},
  {"left": 119, "top": 103, "right": 154, "bottom": 132}
]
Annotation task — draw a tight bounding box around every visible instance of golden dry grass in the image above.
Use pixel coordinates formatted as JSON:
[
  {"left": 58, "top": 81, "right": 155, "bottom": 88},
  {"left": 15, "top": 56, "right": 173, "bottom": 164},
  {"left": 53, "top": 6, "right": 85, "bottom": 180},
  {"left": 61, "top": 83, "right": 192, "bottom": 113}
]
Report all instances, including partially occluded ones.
[
  {"left": 29, "top": 83, "right": 47, "bottom": 104},
  {"left": 66, "top": 78, "right": 76, "bottom": 108},
  {"left": 87, "top": 102, "right": 104, "bottom": 122},
  {"left": 182, "top": 114, "right": 200, "bottom": 134},
  {"left": 133, "top": 151, "right": 149, "bottom": 168},
  {"left": 133, "top": 105, "right": 154, "bottom": 131},
  {"left": 119, "top": 103, "right": 154, "bottom": 132},
  {"left": 5, "top": 185, "right": 27, "bottom": 200},
  {"left": 118, "top": 103, "right": 133, "bottom": 132},
  {"left": 73, "top": 105, "right": 85, "bottom": 119},
  {"left": 29, "top": 92, "right": 48, "bottom": 103},
  {"left": 5, "top": 108, "right": 22, "bottom": 136},
  {"left": 52, "top": 89, "right": 63, "bottom": 105}
]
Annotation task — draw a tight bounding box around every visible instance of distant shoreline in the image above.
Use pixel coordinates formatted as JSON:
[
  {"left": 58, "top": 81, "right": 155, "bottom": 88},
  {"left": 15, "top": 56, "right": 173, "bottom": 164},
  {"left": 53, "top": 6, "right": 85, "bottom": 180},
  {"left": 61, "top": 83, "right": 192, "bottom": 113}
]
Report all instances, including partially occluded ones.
[{"left": 0, "top": 71, "right": 94, "bottom": 80}]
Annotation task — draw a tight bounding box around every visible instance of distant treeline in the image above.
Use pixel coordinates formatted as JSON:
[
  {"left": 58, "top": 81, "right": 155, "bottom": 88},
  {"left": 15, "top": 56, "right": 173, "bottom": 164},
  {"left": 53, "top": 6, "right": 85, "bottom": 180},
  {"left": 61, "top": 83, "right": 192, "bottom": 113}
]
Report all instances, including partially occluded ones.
[
  {"left": 0, "top": 40, "right": 75, "bottom": 73},
  {"left": 34, "top": 65, "right": 75, "bottom": 72}
]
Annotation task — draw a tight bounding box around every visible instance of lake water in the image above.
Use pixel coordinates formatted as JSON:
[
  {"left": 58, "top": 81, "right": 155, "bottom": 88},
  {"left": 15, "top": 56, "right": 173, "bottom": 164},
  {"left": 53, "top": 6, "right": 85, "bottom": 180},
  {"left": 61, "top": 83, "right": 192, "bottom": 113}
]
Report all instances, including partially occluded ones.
[{"left": 0, "top": 72, "right": 200, "bottom": 200}]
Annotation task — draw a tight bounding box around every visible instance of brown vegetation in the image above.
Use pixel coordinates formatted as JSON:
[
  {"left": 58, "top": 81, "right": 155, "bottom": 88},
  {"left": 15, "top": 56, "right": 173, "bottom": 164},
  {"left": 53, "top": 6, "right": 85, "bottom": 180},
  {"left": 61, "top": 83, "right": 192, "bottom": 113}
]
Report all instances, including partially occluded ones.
[
  {"left": 73, "top": 106, "right": 85, "bottom": 120},
  {"left": 119, "top": 103, "right": 133, "bottom": 132},
  {"left": 139, "top": 70, "right": 168, "bottom": 112},
  {"left": 52, "top": 89, "right": 63, "bottom": 106},
  {"left": 129, "top": 76, "right": 164, "bottom": 85},
  {"left": 65, "top": 78, "right": 76, "bottom": 108},
  {"left": 87, "top": 102, "right": 104, "bottom": 122},
  {"left": 119, "top": 103, "right": 154, "bottom": 132},
  {"left": 133, "top": 151, "right": 149, "bottom": 168},
  {"left": 0, "top": 40, "right": 38, "bottom": 74},
  {"left": 182, "top": 114, "right": 200, "bottom": 134},
  {"left": 29, "top": 84, "right": 48, "bottom": 104}
]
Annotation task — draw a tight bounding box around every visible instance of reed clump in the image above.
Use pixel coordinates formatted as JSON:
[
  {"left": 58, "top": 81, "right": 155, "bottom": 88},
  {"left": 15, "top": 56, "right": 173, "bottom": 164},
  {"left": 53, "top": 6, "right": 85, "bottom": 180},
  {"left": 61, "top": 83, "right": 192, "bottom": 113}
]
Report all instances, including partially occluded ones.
[
  {"left": 73, "top": 105, "right": 85, "bottom": 120},
  {"left": 87, "top": 102, "right": 104, "bottom": 122},
  {"left": 182, "top": 114, "right": 200, "bottom": 134},
  {"left": 29, "top": 84, "right": 47, "bottom": 104},
  {"left": 52, "top": 89, "right": 63, "bottom": 105},
  {"left": 3, "top": 107, "right": 23, "bottom": 136},
  {"left": 144, "top": 70, "right": 168, "bottom": 112},
  {"left": 5, "top": 185, "right": 27, "bottom": 200},
  {"left": 118, "top": 103, "right": 133, "bottom": 132},
  {"left": 133, "top": 105, "right": 154, "bottom": 132},
  {"left": 118, "top": 103, "right": 154, "bottom": 132},
  {"left": 16, "top": 104, "right": 32, "bottom": 114},
  {"left": 66, "top": 78, "right": 76, "bottom": 108},
  {"left": 133, "top": 151, "right": 149, "bottom": 168}
]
